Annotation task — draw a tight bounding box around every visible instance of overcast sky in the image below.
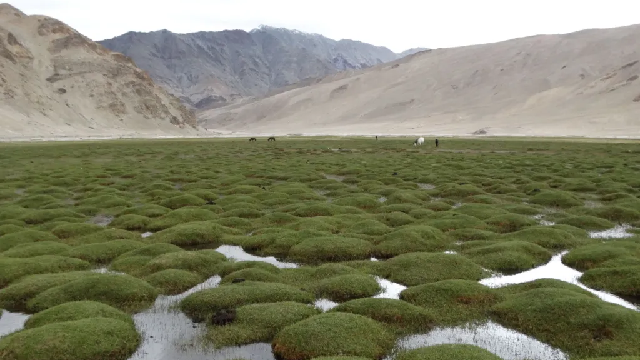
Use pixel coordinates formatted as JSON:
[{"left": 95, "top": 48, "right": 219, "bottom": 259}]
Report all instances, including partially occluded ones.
[{"left": 10, "top": 0, "right": 640, "bottom": 53}]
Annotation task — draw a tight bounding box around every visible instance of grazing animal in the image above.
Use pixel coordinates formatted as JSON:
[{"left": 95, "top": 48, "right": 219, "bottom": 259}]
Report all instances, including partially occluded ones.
[
  {"left": 435, "top": 138, "right": 439, "bottom": 147},
  {"left": 392, "top": 172, "right": 398, "bottom": 176},
  {"left": 249, "top": 137, "right": 257, "bottom": 142},
  {"left": 212, "top": 309, "right": 236, "bottom": 326},
  {"left": 413, "top": 137, "right": 425, "bottom": 146},
  {"left": 268, "top": 137, "right": 276, "bottom": 141},
  {"left": 231, "top": 278, "right": 246, "bottom": 284}
]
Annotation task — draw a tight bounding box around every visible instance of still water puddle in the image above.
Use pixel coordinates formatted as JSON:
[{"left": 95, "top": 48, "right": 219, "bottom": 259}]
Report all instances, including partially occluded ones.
[
  {"left": 214, "top": 245, "right": 298, "bottom": 269},
  {"left": 532, "top": 214, "right": 555, "bottom": 226},
  {"left": 588, "top": 224, "right": 635, "bottom": 239},
  {"left": 0, "top": 310, "right": 30, "bottom": 339},
  {"left": 314, "top": 299, "right": 339, "bottom": 312},
  {"left": 128, "top": 275, "right": 222, "bottom": 360},
  {"left": 90, "top": 214, "right": 114, "bottom": 226},
  {"left": 417, "top": 183, "right": 436, "bottom": 190},
  {"left": 390, "top": 321, "right": 567, "bottom": 360},
  {"left": 324, "top": 174, "right": 345, "bottom": 182},
  {"left": 374, "top": 277, "right": 407, "bottom": 299},
  {"left": 480, "top": 252, "right": 638, "bottom": 311}
]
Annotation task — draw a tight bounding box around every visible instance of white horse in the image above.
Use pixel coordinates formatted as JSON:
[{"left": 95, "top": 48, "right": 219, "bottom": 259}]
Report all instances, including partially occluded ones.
[{"left": 413, "top": 137, "right": 425, "bottom": 146}]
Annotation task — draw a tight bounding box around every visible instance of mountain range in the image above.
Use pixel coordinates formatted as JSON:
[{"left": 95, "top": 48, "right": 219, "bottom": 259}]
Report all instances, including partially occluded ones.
[
  {"left": 199, "top": 24, "right": 640, "bottom": 137},
  {"left": 98, "top": 26, "right": 427, "bottom": 109},
  {"left": 2, "top": 2, "right": 640, "bottom": 139}
]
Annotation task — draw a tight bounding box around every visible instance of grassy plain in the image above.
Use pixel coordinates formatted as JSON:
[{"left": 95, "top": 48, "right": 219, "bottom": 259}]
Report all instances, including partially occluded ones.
[{"left": 0, "top": 136, "right": 639, "bottom": 360}]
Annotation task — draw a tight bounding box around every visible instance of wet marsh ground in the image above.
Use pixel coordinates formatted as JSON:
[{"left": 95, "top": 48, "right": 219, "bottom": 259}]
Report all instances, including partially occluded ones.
[{"left": 0, "top": 137, "right": 640, "bottom": 360}]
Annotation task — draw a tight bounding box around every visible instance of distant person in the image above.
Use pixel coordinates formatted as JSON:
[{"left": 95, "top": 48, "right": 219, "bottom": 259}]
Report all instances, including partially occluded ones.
[
  {"left": 376, "top": 136, "right": 378, "bottom": 140},
  {"left": 435, "top": 138, "right": 439, "bottom": 147}
]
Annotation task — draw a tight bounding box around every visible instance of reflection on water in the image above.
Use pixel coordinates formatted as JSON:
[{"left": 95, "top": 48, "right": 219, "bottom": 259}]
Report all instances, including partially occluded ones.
[
  {"left": 0, "top": 310, "right": 31, "bottom": 338},
  {"left": 589, "top": 224, "right": 635, "bottom": 239},
  {"left": 215, "top": 245, "right": 298, "bottom": 269},
  {"left": 480, "top": 252, "right": 638, "bottom": 311},
  {"left": 313, "top": 299, "right": 339, "bottom": 312},
  {"left": 128, "top": 275, "right": 221, "bottom": 360},
  {"left": 390, "top": 321, "right": 567, "bottom": 360},
  {"left": 374, "top": 277, "right": 407, "bottom": 299}
]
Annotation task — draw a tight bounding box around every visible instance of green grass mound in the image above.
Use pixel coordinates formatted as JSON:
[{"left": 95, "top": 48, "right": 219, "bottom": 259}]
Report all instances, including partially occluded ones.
[
  {"left": 15, "top": 194, "right": 61, "bottom": 208},
  {"left": 557, "top": 215, "right": 616, "bottom": 231},
  {"left": 333, "top": 195, "right": 382, "bottom": 210},
  {"left": 330, "top": 298, "right": 434, "bottom": 333},
  {"left": 207, "top": 302, "right": 320, "bottom": 348},
  {"left": 60, "top": 228, "right": 137, "bottom": 246},
  {"left": 260, "top": 212, "right": 300, "bottom": 226},
  {"left": 395, "top": 345, "right": 502, "bottom": 360},
  {"left": 590, "top": 206, "right": 640, "bottom": 223},
  {"left": 65, "top": 240, "right": 145, "bottom": 264},
  {"left": 285, "top": 218, "right": 339, "bottom": 234},
  {"left": 51, "top": 223, "right": 104, "bottom": 239},
  {"left": 0, "top": 318, "right": 139, "bottom": 360},
  {"left": 144, "top": 269, "right": 204, "bottom": 295},
  {"left": 313, "top": 274, "right": 381, "bottom": 302},
  {"left": 580, "top": 266, "right": 640, "bottom": 299},
  {"left": 563, "top": 241, "right": 640, "bottom": 271},
  {"left": 1, "top": 241, "right": 70, "bottom": 258},
  {"left": 0, "top": 224, "right": 25, "bottom": 237},
  {"left": 221, "top": 268, "right": 281, "bottom": 285},
  {"left": 375, "top": 212, "right": 416, "bottom": 227},
  {"left": 400, "top": 280, "right": 502, "bottom": 325},
  {"left": 158, "top": 194, "right": 207, "bottom": 209},
  {"left": 217, "top": 261, "right": 281, "bottom": 277},
  {"left": 142, "top": 249, "right": 227, "bottom": 277},
  {"left": 454, "top": 204, "right": 510, "bottom": 220},
  {"left": 501, "top": 226, "right": 590, "bottom": 250},
  {"left": 180, "top": 281, "right": 315, "bottom": 322},
  {"left": 437, "top": 184, "right": 485, "bottom": 198},
  {"left": 147, "top": 208, "right": 218, "bottom": 231},
  {"left": 424, "top": 213, "right": 488, "bottom": 232},
  {"left": 272, "top": 312, "right": 395, "bottom": 360},
  {"left": 491, "top": 288, "right": 640, "bottom": 357},
  {"left": 373, "top": 227, "right": 450, "bottom": 258},
  {"left": 0, "top": 230, "right": 59, "bottom": 252},
  {"left": 348, "top": 220, "right": 392, "bottom": 236},
  {"left": 485, "top": 213, "right": 537, "bottom": 233},
  {"left": 0, "top": 256, "right": 91, "bottom": 288},
  {"left": 27, "top": 274, "right": 158, "bottom": 313},
  {"left": 20, "top": 209, "right": 85, "bottom": 225},
  {"left": 494, "top": 278, "right": 596, "bottom": 298},
  {"left": 0, "top": 271, "right": 99, "bottom": 312},
  {"left": 147, "top": 221, "right": 240, "bottom": 248},
  {"left": 110, "top": 214, "right": 151, "bottom": 231},
  {"left": 378, "top": 252, "right": 487, "bottom": 286},
  {"left": 288, "top": 236, "right": 373, "bottom": 263},
  {"left": 118, "top": 204, "right": 171, "bottom": 218},
  {"left": 291, "top": 203, "right": 350, "bottom": 217},
  {"left": 530, "top": 190, "right": 583, "bottom": 208},
  {"left": 24, "top": 301, "right": 131, "bottom": 329},
  {"left": 463, "top": 241, "right": 552, "bottom": 273},
  {"left": 447, "top": 229, "right": 496, "bottom": 242}
]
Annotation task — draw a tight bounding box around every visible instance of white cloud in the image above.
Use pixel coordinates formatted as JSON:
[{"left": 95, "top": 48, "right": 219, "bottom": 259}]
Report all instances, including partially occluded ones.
[{"left": 10, "top": 0, "right": 640, "bottom": 52}]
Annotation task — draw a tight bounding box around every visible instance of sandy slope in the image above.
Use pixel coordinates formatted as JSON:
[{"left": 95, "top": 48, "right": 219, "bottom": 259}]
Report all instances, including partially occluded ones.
[
  {"left": 200, "top": 25, "right": 640, "bottom": 138},
  {"left": 0, "top": 3, "right": 198, "bottom": 139}
]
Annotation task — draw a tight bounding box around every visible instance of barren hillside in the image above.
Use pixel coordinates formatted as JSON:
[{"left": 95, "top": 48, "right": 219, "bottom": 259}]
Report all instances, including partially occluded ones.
[
  {"left": 99, "top": 26, "right": 427, "bottom": 110},
  {"left": 200, "top": 25, "right": 640, "bottom": 138},
  {"left": 0, "top": 3, "right": 198, "bottom": 139}
]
